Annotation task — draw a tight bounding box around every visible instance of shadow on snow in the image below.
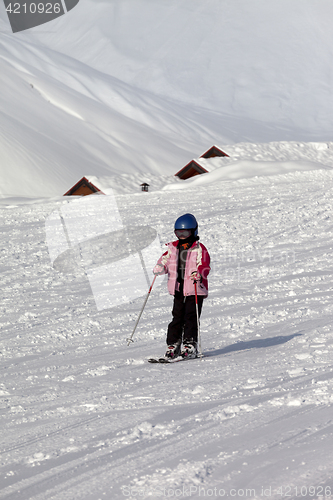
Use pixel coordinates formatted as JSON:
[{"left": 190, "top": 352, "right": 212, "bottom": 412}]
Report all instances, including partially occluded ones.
[{"left": 205, "top": 333, "right": 303, "bottom": 358}]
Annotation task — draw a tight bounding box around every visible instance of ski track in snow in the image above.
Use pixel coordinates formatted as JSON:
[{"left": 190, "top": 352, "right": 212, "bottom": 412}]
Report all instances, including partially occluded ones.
[{"left": 1, "top": 170, "right": 333, "bottom": 499}]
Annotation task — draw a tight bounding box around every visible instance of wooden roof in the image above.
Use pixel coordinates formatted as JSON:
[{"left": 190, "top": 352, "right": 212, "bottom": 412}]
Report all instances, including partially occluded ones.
[
  {"left": 200, "top": 145, "right": 229, "bottom": 159},
  {"left": 63, "top": 177, "right": 105, "bottom": 196},
  {"left": 174, "top": 160, "right": 208, "bottom": 180}
]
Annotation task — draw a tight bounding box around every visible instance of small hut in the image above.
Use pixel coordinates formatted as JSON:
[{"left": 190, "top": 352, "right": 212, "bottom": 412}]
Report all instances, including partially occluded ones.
[{"left": 140, "top": 183, "right": 149, "bottom": 192}]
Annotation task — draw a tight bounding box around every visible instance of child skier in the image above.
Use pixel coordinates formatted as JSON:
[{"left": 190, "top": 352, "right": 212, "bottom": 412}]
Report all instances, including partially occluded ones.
[{"left": 153, "top": 214, "right": 210, "bottom": 359}]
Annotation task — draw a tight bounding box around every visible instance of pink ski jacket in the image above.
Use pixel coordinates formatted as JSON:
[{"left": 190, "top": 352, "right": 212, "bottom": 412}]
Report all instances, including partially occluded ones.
[{"left": 157, "top": 240, "right": 210, "bottom": 297}]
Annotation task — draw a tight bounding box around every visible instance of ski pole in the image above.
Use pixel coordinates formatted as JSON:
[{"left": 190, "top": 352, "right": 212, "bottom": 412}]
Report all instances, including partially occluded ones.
[
  {"left": 127, "top": 275, "right": 157, "bottom": 346},
  {"left": 194, "top": 280, "right": 203, "bottom": 359}
]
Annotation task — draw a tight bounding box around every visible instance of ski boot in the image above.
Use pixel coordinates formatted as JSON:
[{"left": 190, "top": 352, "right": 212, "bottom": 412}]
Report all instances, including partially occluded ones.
[
  {"left": 181, "top": 339, "right": 198, "bottom": 359},
  {"left": 165, "top": 341, "right": 181, "bottom": 359}
]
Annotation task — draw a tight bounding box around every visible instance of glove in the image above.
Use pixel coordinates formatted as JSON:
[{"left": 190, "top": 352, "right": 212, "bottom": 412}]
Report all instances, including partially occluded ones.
[
  {"left": 190, "top": 271, "right": 202, "bottom": 283},
  {"left": 153, "top": 264, "right": 165, "bottom": 275}
]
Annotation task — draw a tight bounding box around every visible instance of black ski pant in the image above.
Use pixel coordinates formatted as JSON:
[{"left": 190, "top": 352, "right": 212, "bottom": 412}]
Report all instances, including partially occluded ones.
[{"left": 167, "top": 291, "right": 204, "bottom": 345}]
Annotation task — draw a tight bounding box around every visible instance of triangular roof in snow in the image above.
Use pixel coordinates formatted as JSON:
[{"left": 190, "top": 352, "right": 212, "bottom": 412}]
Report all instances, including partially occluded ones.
[
  {"left": 200, "top": 145, "right": 229, "bottom": 159},
  {"left": 64, "top": 175, "right": 125, "bottom": 196},
  {"left": 63, "top": 176, "right": 104, "bottom": 196},
  {"left": 174, "top": 160, "right": 209, "bottom": 180}
]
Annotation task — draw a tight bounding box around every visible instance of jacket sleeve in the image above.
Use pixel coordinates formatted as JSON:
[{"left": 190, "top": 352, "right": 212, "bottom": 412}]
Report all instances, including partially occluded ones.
[
  {"left": 155, "top": 247, "right": 171, "bottom": 274},
  {"left": 198, "top": 244, "right": 210, "bottom": 279}
]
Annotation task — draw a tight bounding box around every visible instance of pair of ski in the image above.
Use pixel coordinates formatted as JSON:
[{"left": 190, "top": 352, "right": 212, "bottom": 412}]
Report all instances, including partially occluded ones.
[{"left": 148, "top": 354, "right": 203, "bottom": 364}]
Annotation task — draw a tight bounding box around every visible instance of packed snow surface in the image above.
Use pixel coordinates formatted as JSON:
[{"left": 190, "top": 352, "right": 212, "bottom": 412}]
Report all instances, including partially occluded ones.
[{"left": 2, "top": 166, "right": 333, "bottom": 499}]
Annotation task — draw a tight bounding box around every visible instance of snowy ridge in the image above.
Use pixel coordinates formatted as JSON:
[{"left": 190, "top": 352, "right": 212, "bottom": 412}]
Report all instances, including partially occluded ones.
[
  {"left": 187, "top": 141, "right": 333, "bottom": 173},
  {"left": 166, "top": 159, "right": 333, "bottom": 190},
  {"left": 222, "top": 141, "right": 333, "bottom": 164}
]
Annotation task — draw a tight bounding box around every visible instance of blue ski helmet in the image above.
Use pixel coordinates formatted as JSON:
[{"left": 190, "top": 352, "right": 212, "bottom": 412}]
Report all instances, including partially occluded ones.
[{"left": 174, "top": 213, "right": 198, "bottom": 237}]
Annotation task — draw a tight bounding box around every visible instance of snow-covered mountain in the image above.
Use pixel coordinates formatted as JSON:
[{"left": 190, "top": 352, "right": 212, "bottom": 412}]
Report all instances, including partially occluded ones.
[{"left": 1, "top": 0, "right": 333, "bottom": 197}]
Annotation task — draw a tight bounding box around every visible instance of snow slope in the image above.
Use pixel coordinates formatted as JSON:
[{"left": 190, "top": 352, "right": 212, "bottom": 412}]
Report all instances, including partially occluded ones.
[
  {"left": 1, "top": 167, "right": 333, "bottom": 499},
  {"left": 1, "top": 0, "right": 333, "bottom": 196},
  {"left": 27, "top": 0, "right": 333, "bottom": 132},
  {"left": 0, "top": 38, "right": 220, "bottom": 197}
]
